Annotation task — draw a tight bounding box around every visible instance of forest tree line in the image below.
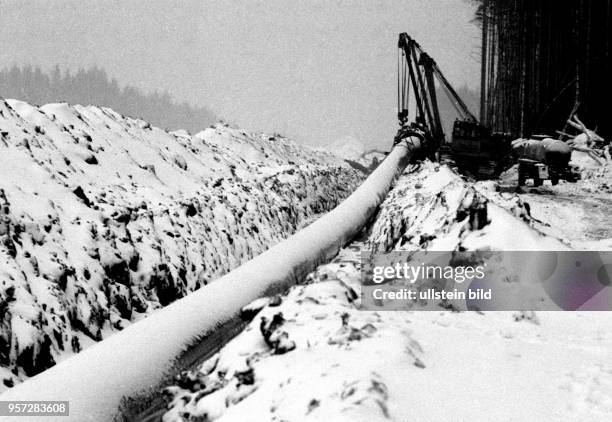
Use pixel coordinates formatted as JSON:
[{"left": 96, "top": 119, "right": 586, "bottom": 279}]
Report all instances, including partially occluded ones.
[
  {"left": 473, "top": 0, "right": 610, "bottom": 139},
  {"left": 0, "top": 65, "right": 216, "bottom": 133}
]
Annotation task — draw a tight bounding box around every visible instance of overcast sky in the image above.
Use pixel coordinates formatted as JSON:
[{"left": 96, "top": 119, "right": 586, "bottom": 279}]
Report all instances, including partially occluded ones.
[{"left": 1, "top": 0, "right": 480, "bottom": 148}]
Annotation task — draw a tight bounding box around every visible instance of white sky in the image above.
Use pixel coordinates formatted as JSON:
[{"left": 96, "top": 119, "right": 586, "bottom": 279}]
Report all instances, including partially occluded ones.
[{"left": 0, "top": 0, "right": 480, "bottom": 148}]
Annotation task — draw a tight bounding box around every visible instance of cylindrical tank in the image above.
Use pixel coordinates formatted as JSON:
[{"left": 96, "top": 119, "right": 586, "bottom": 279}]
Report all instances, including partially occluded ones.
[{"left": 511, "top": 138, "right": 571, "bottom": 168}]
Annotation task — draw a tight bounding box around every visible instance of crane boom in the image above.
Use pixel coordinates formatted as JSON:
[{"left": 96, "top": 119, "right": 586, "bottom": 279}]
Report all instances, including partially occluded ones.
[
  {"left": 397, "top": 32, "right": 477, "bottom": 129},
  {"left": 396, "top": 32, "right": 512, "bottom": 179}
]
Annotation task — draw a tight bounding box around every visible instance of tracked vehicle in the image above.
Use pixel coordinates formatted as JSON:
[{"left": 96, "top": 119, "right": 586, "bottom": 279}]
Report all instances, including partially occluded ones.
[{"left": 396, "top": 33, "right": 511, "bottom": 178}]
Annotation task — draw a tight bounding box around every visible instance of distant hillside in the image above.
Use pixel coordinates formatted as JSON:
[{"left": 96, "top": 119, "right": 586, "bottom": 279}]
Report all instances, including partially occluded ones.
[{"left": 0, "top": 65, "right": 216, "bottom": 133}]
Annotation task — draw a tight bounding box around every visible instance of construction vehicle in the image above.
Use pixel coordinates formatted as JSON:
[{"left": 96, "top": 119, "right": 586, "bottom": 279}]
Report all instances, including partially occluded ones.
[
  {"left": 512, "top": 137, "right": 580, "bottom": 186},
  {"left": 396, "top": 33, "right": 511, "bottom": 178}
]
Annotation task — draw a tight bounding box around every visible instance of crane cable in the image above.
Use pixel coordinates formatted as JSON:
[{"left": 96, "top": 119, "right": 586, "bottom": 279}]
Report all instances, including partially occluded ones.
[
  {"left": 397, "top": 48, "right": 410, "bottom": 122},
  {"left": 397, "top": 47, "right": 401, "bottom": 117}
]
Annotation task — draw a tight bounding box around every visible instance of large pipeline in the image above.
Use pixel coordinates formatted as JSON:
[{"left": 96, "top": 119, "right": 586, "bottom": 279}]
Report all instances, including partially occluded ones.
[{"left": 0, "top": 138, "right": 421, "bottom": 421}]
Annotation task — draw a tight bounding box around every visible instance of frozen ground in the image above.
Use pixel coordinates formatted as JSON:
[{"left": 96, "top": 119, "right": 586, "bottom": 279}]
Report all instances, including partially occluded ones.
[
  {"left": 498, "top": 151, "right": 612, "bottom": 249},
  {"left": 0, "top": 99, "right": 361, "bottom": 391},
  {"left": 163, "top": 161, "right": 612, "bottom": 422}
]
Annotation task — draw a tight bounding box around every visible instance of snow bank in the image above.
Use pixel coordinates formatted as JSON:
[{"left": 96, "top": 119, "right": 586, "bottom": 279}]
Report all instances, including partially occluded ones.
[
  {"left": 162, "top": 248, "right": 395, "bottom": 422},
  {"left": 0, "top": 98, "right": 361, "bottom": 390},
  {"left": 368, "top": 161, "right": 567, "bottom": 253},
  {"left": 160, "top": 163, "right": 612, "bottom": 422},
  {"left": 0, "top": 135, "right": 417, "bottom": 420},
  {"left": 162, "top": 246, "right": 612, "bottom": 422}
]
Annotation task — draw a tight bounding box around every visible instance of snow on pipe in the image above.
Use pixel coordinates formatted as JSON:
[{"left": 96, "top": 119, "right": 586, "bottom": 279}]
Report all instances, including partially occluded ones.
[{"left": 0, "top": 139, "right": 421, "bottom": 421}]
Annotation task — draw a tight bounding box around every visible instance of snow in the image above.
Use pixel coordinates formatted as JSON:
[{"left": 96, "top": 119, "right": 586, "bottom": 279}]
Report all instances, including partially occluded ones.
[
  {"left": 497, "top": 151, "right": 612, "bottom": 248},
  {"left": 3, "top": 95, "right": 611, "bottom": 421},
  {"left": 321, "top": 136, "right": 387, "bottom": 172},
  {"left": 161, "top": 161, "right": 612, "bottom": 422},
  {"left": 0, "top": 134, "right": 416, "bottom": 421},
  {"left": 325, "top": 136, "right": 367, "bottom": 161},
  {"left": 0, "top": 98, "right": 362, "bottom": 391},
  {"left": 366, "top": 161, "right": 566, "bottom": 253},
  {"left": 162, "top": 245, "right": 612, "bottom": 422}
]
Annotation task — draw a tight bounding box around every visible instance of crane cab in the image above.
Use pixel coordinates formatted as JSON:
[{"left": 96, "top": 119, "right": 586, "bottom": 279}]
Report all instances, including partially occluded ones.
[
  {"left": 450, "top": 120, "right": 490, "bottom": 157},
  {"left": 449, "top": 119, "right": 512, "bottom": 178}
]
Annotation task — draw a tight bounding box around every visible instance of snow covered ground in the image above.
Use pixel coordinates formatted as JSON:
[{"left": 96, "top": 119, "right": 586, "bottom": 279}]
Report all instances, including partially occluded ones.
[
  {"left": 498, "top": 151, "right": 612, "bottom": 249},
  {"left": 0, "top": 99, "right": 361, "bottom": 391},
  {"left": 162, "top": 161, "right": 612, "bottom": 421}
]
